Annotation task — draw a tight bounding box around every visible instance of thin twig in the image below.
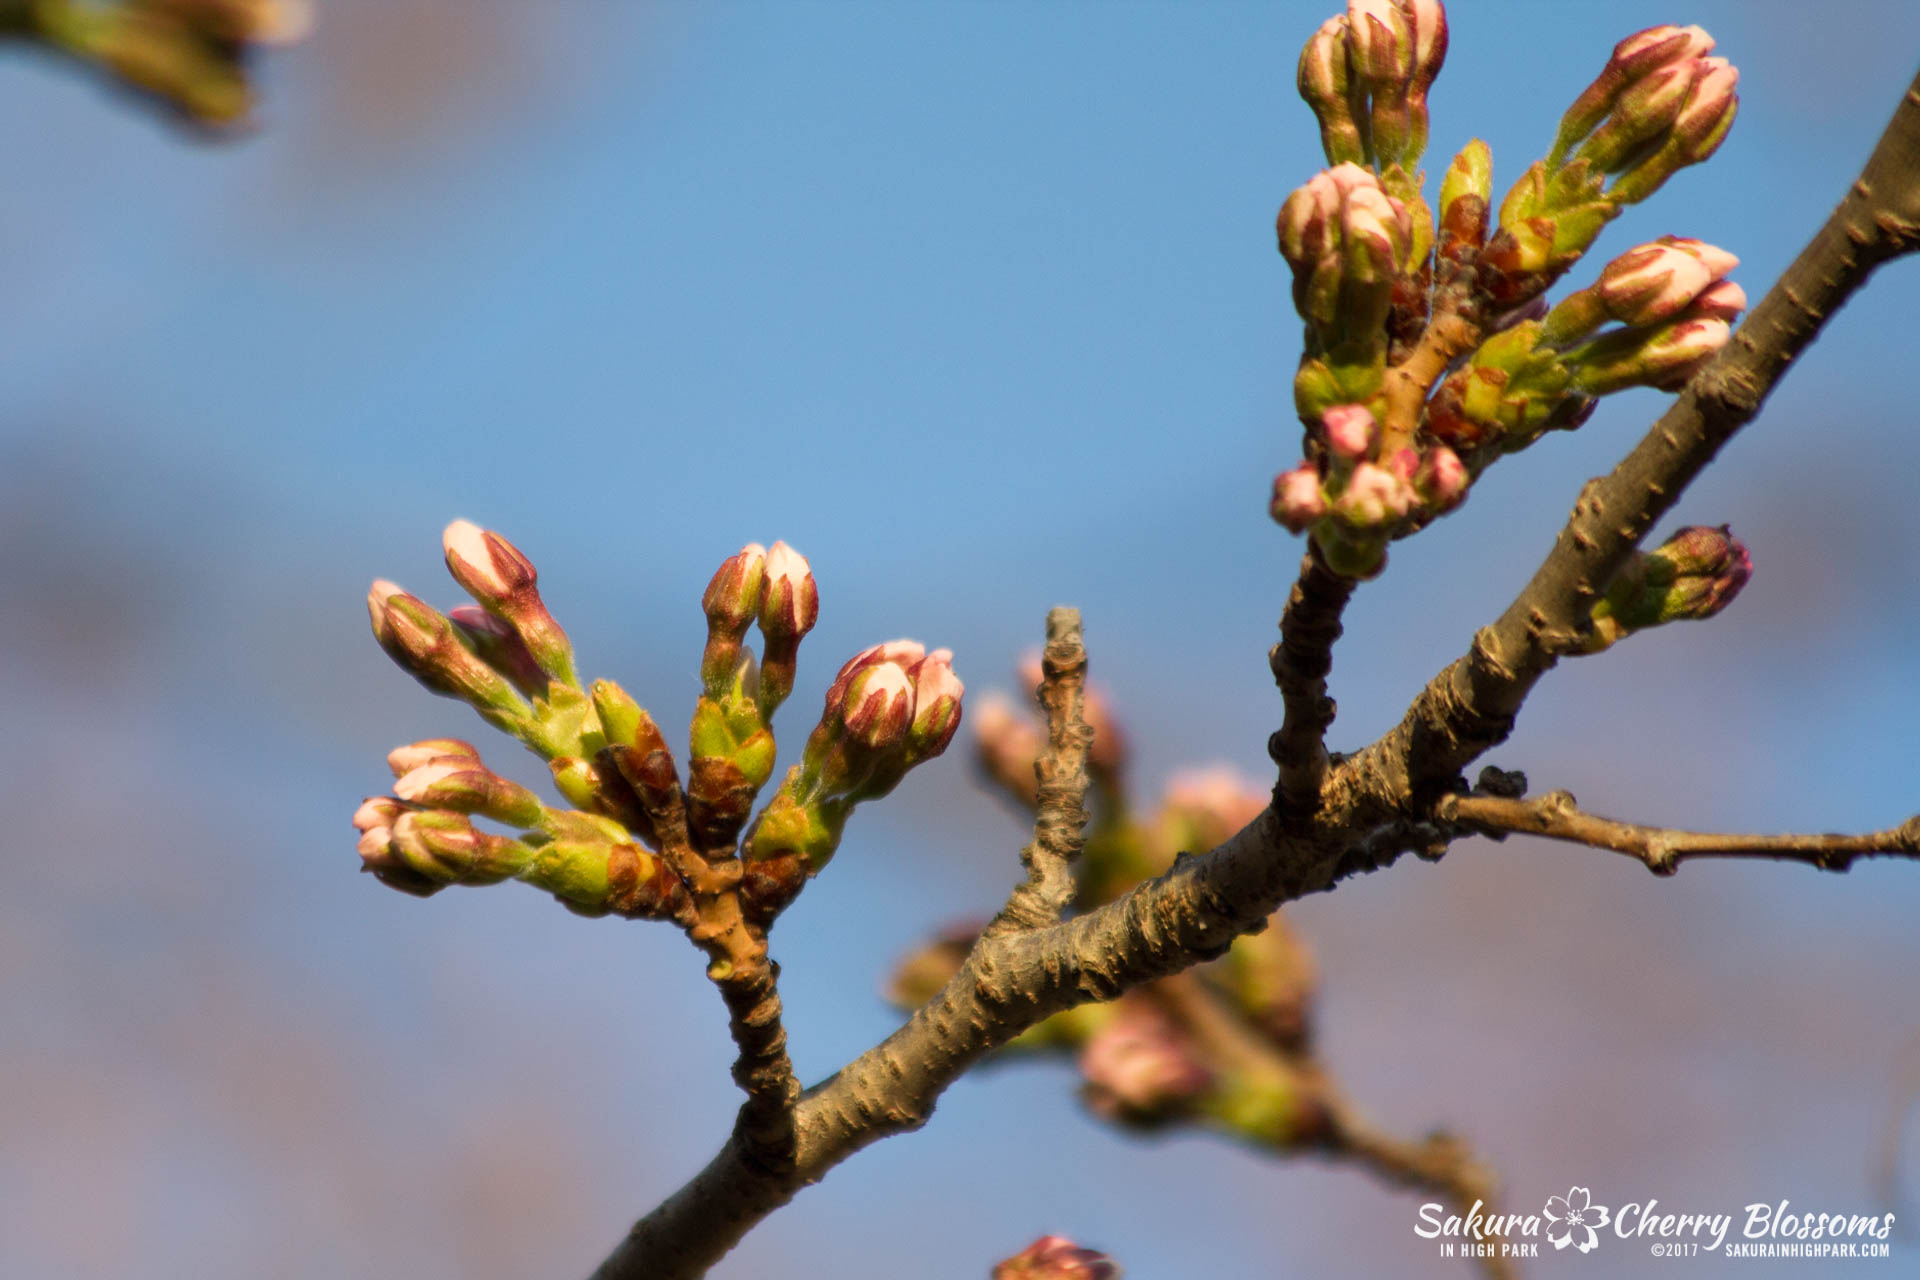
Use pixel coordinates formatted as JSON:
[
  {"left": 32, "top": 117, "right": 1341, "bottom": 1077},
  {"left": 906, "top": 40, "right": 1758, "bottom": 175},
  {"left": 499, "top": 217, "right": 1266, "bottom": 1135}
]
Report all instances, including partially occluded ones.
[
  {"left": 1439, "top": 790, "right": 1920, "bottom": 876},
  {"left": 992, "top": 607, "right": 1094, "bottom": 933},
  {"left": 1270, "top": 548, "right": 1356, "bottom": 823}
]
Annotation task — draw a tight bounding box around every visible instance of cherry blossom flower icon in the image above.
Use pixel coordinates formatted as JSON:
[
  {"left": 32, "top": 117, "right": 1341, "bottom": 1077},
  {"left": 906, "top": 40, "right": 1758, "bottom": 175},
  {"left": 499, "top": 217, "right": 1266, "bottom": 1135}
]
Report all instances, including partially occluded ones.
[{"left": 1544, "top": 1187, "right": 1610, "bottom": 1253}]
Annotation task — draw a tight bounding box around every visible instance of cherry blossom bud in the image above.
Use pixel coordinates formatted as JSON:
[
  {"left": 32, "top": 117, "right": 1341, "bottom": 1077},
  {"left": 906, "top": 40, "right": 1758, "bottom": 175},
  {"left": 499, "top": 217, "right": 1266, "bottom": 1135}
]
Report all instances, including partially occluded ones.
[
  {"left": 445, "top": 606, "right": 548, "bottom": 698},
  {"left": 1320, "top": 404, "right": 1376, "bottom": 460},
  {"left": 390, "top": 810, "right": 535, "bottom": 884},
  {"left": 1079, "top": 1002, "right": 1211, "bottom": 1125},
  {"left": 757, "top": 541, "right": 818, "bottom": 641},
  {"left": 841, "top": 661, "right": 915, "bottom": 752},
  {"left": 904, "top": 649, "right": 964, "bottom": 758},
  {"left": 1687, "top": 279, "right": 1746, "bottom": 322},
  {"left": 1347, "top": 0, "right": 1413, "bottom": 87},
  {"left": 352, "top": 796, "right": 407, "bottom": 834},
  {"left": 1161, "top": 768, "right": 1268, "bottom": 853},
  {"left": 367, "top": 581, "right": 531, "bottom": 725},
  {"left": 1414, "top": 444, "right": 1468, "bottom": 512},
  {"left": 385, "top": 738, "right": 480, "bottom": 778},
  {"left": 440, "top": 521, "right": 578, "bottom": 688},
  {"left": 1332, "top": 461, "right": 1413, "bottom": 525},
  {"left": 994, "top": 1235, "right": 1122, "bottom": 1280},
  {"left": 1606, "top": 56, "right": 1740, "bottom": 205},
  {"left": 702, "top": 542, "right": 767, "bottom": 634},
  {"left": 1297, "top": 16, "right": 1365, "bottom": 166},
  {"left": 973, "top": 692, "right": 1043, "bottom": 808},
  {"left": 393, "top": 759, "right": 546, "bottom": 827},
  {"left": 1571, "top": 316, "right": 1731, "bottom": 394},
  {"left": 824, "top": 639, "right": 926, "bottom": 713},
  {"left": 1270, "top": 466, "right": 1327, "bottom": 534},
  {"left": 1552, "top": 24, "right": 1716, "bottom": 165},
  {"left": 1584, "top": 525, "right": 1751, "bottom": 651}
]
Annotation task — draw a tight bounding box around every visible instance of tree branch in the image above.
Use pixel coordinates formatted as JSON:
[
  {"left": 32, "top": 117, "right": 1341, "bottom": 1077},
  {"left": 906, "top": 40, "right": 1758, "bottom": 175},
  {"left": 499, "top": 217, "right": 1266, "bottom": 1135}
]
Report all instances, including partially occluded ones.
[
  {"left": 1343, "top": 68, "right": 1920, "bottom": 816},
  {"left": 1439, "top": 789, "right": 1920, "bottom": 876},
  {"left": 1270, "top": 548, "right": 1357, "bottom": 823},
  {"left": 588, "top": 63, "right": 1920, "bottom": 1280},
  {"left": 993, "top": 607, "right": 1094, "bottom": 933}
]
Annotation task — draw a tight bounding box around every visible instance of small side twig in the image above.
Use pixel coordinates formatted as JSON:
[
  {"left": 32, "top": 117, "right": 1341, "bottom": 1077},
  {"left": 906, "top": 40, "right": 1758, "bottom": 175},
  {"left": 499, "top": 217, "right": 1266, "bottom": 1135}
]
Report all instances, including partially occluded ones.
[
  {"left": 1270, "top": 548, "right": 1356, "bottom": 823},
  {"left": 991, "top": 607, "right": 1094, "bottom": 933},
  {"left": 1439, "top": 789, "right": 1920, "bottom": 876}
]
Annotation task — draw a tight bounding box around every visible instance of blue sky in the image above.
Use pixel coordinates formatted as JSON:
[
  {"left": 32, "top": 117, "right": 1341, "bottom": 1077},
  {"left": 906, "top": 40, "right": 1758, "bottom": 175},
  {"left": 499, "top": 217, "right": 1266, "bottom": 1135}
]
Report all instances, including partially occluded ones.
[{"left": 4, "top": 3, "right": 1919, "bottom": 1276}]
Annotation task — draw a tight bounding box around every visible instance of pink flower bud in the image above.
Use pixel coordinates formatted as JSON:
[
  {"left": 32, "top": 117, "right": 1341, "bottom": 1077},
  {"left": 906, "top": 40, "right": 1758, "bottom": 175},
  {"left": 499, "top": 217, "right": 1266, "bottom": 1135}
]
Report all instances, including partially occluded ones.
[
  {"left": 1079, "top": 1002, "right": 1211, "bottom": 1123},
  {"left": 906, "top": 648, "right": 964, "bottom": 758},
  {"left": 1347, "top": 0, "right": 1414, "bottom": 87},
  {"left": 1597, "top": 524, "right": 1751, "bottom": 637},
  {"left": 1687, "top": 279, "right": 1746, "bottom": 322},
  {"left": 1597, "top": 242, "right": 1716, "bottom": 326},
  {"left": 973, "top": 692, "right": 1043, "bottom": 806},
  {"left": 1406, "top": 0, "right": 1447, "bottom": 91},
  {"left": 366, "top": 581, "right": 530, "bottom": 718},
  {"left": 1333, "top": 461, "right": 1413, "bottom": 525},
  {"left": 386, "top": 738, "right": 480, "bottom": 778},
  {"left": 1673, "top": 56, "right": 1739, "bottom": 159},
  {"left": 994, "top": 1235, "right": 1121, "bottom": 1280},
  {"left": 840, "top": 661, "right": 915, "bottom": 752},
  {"left": 1553, "top": 24, "right": 1716, "bottom": 163},
  {"left": 1415, "top": 444, "right": 1468, "bottom": 512},
  {"left": 1320, "top": 404, "right": 1376, "bottom": 460},
  {"left": 824, "top": 639, "right": 926, "bottom": 713},
  {"left": 394, "top": 760, "right": 545, "bottom": 826},
  {"left": 352, "top": 796, "right": 407, "bottom": 834},
  {"left": 1297, "top": 16, "right": 1365, "bottom": 167},
  {"left": 442, "top": 519, "right": 537, "bottom": 609},
  {"left": 447, "top": 605, "right": 549, "bottom": 697},
  {"left": 1270, "top": 465, "right": 1327, "bottom": 534},
  {"left": 702, "top": 542, "right": 767, "bottom": 634},
  {"left": 758, "top": 541, "right": 819, "bottom": 641},
  {"left": 1639, "top": 316, "right": 1731, "bottom": 389},
  {"left": 1163, "top": 768, "right": 1268, "bottom": 851}
]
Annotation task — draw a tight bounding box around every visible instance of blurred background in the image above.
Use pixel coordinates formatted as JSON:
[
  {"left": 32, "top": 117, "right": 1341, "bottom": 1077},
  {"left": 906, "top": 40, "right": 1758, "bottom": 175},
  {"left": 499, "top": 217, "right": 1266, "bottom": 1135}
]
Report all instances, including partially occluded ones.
[{"left": 4, "top": 1, "right": 1919, "bottom": 1275}]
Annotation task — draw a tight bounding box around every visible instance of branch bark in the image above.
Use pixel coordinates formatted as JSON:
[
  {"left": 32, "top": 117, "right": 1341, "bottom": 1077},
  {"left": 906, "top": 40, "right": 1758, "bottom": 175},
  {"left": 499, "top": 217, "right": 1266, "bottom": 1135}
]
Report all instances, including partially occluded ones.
[
  {"left": 1269, "top": 548, "right": 1356, "bottom": 823},
  {"left": 992, "top": 607, "right": 1094, "bottom": 933}
]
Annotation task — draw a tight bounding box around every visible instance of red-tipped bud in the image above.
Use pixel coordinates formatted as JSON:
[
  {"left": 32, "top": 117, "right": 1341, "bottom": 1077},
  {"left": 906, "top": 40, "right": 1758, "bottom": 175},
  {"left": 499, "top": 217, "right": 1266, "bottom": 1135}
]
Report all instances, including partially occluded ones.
[
  {"left": 703, "top": 542, "right": 768, "bottom": 634},
  {"left": 994, "top": 1235, "right": 1122, "bottom": 1280},
  {"left": 1297, "top": 16, "right": 1365, "bottom": 167},
  {"left": 824, "top": 639, "right": 927, "bottom": 712},
  {"left": 366, "top": 581, "right": 530, "bottom": 721},
  {"left": 840, "top": 661, "right": 915, "bottom": 752},
  {"left": 1687, "top": 279, "right": 1746, "bottom": 322},
  {"left": 1347, "top": 0, "right": 1414, "bottom": 87},
  {"left": 906, "top": 648, "right": 964, "bottom": 758},
  {"left": 1552, "top": 24, "right": 1716, "bottom": 164},
  {"left": 1414, "top": 444, "right": 1468, "bottom": 512},
  {"left": 447, "top": 605, "right": 549, "bottom": 697},
  {"left": 386, "top": 738, "right": 480, "bottom": 779},
  {"left": 442, "top": 519, "right": 537, "bottom": 609},
  {"left": 758, "top": 541, "right": 819, "bottom": 641},
  {"left": 1331, "top": 460, "right": 1414, "bottom": 525}
]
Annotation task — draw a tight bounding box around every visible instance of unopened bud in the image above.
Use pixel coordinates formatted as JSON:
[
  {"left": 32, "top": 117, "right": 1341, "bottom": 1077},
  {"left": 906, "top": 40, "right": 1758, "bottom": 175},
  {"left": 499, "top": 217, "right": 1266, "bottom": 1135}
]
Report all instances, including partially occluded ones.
[
  {"left": 1551, "top": 24, "right": 1716, "bottom": 165},
  {"left": 1079, "top": 1002, "right": 1211, "bottom": 1125},
  {"left": 1413, "top": 444, "right": 1469, "bottom": 512},
  {"left": 393, "top": 760, "right": 545, "bottom": 826},
  {"left": 703, "top": 542, "right": 767, "bottom": 634},
  {"left": 352, "top": 795, "right": 407, "bottom": 834},
  {"left": 367, "top": 581, "right": 531, "bottom": 726},
  {"left": 441, "top": 521, "right": 577, "bottom": 688},
  {"left": 841, "top": 661, "right": 915, "bottom": 752},
  {"left": 385, "top": 738, "right": 479, "bottom": 778},
  {"left": 1331, "top": 460, "right": 1413, "bottom": 525},
  {"left": 1320, "top": 404, "right": 1376, "bottom": 460},
  {"left": 1297, "top": 16, "right": 1364, "bottom": 166},
  {"left": 757, "top": 541, "right": 818, "bottom": 642},
  {"left": 1270, "top": 465, "right": 1327, "bottom": 534},
  {"left": 390, "top": 810, "right": 534, "bottom": 884},
  {"left": 1583, "top": 524, "right": 1751, "bottom": 651},
  {"left": 1570, "top": 315, "right": 1730, "bottom": 395},
  {"left": 994, "top": 1235, "right": 1122, "bottom": 1280},
  {"left": 906, "top": 648, "right": 964, "bottom": 758}
]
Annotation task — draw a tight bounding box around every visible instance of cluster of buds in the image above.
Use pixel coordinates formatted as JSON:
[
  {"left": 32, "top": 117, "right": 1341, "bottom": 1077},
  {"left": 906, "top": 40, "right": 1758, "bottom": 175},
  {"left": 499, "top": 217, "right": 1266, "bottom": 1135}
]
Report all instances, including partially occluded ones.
[
  {"left": 352, "top": 739, "right": 687, "bottom": 918},
  {"left": 1578, "top": 524, "right": 1752, "bottom": 653},
  {"left": 22, "top": 0, "right": 310, "bottom": 128},
  {"left": 993, "top": 1236, "right": 1121, "bottom": 1280},
  {"left": 688, "top": 542, "right": 819, "bottom": 850},
  {"left": 1272, "top": 2, "right": 1747, "bottom": 579},
  {"left": 1298, "top": 1, "right": 1448, "bottom": 172},
  {"left": 1279, "top": 163, "right": 1419, "bottom": 378},
  {"left": 1482, "top": 25, "right": 1738, "bottom": 308},
  {"left": 360, "top": 521, "right": 957, "bottom": 927},
  {"left": 1270, "top": 403, "right": 1466, "bottom": 577},
  {"left": 741, "top": 641, "right": 964, "bottom": 916},
  {"left": 1426, "top": 236, "right": 1742, "bottom": 461}
]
